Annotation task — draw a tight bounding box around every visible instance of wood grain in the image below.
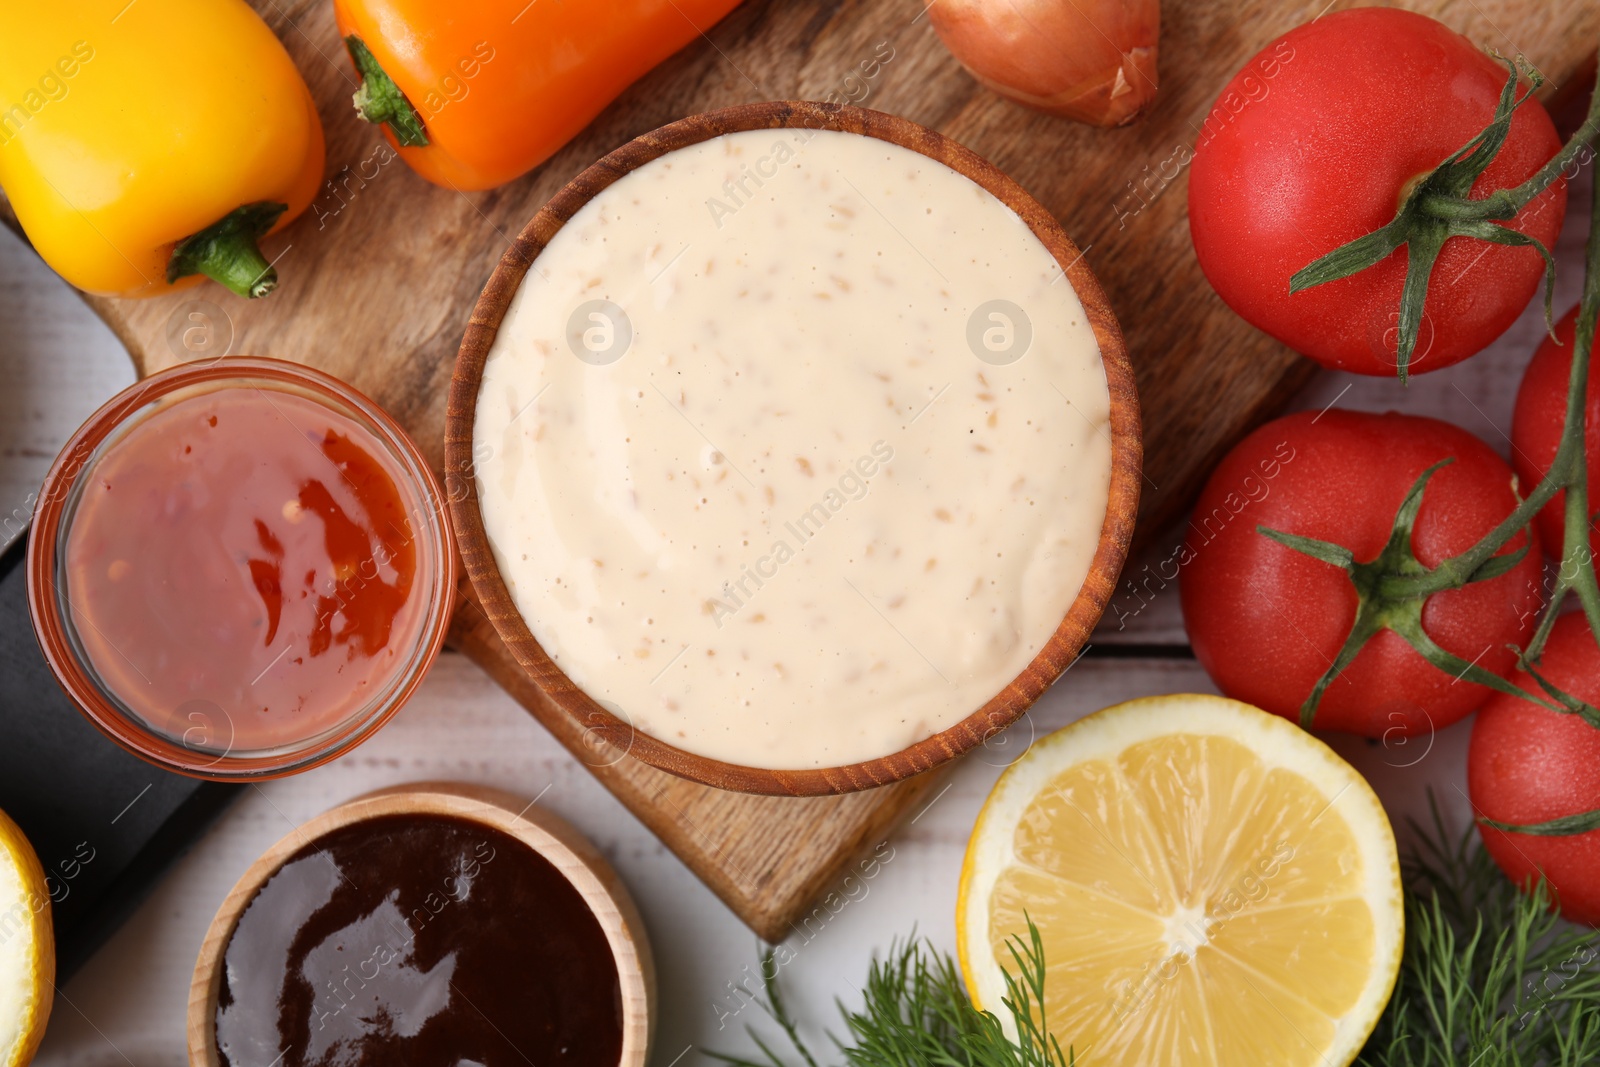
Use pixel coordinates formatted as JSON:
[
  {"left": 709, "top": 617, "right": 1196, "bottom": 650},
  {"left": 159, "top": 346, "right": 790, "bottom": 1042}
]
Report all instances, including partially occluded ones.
[
  {"left": 10, "top": 0, "right": 1595, "bottom": 939},
  {"left": 186, "top": 783, "right": 654, "bottom": 1067},
  {"left": 445, "top": 100, "right": 1141, "bottom": 796}
]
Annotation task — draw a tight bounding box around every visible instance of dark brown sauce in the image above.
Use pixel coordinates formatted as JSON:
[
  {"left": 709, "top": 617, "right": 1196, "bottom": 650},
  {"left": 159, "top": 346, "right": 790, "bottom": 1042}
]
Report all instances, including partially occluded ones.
[{"left": 216, "top": 814, "right": 623, "bottom": 1067}]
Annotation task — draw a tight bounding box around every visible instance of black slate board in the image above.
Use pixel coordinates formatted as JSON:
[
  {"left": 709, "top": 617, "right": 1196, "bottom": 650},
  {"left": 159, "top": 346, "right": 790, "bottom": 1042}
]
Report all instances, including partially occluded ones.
[{"left": 0, "top": 530, "right": 238, "bottom": 980}]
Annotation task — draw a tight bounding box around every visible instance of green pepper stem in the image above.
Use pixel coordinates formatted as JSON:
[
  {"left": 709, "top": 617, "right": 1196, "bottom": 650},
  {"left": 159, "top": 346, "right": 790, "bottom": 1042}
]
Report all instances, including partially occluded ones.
[
  {"left": 166, "top": 201, "right": 287, "bottom": 299},
  {"left": 345, "top": 36, "right": 428, "bottom": 148}
]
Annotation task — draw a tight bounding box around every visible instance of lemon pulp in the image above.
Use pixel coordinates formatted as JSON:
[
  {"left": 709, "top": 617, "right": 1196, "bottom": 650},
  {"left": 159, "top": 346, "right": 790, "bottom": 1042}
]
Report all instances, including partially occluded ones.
[{"left": 958, "top": 694, "right": 1402, "bottom": 1067}]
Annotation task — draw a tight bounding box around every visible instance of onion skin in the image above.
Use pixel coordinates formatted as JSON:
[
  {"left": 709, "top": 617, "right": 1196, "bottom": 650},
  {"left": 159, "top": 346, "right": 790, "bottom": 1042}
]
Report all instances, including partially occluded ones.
[{"left": 929, "top": 0, "right": 1160, "bottom": 127}]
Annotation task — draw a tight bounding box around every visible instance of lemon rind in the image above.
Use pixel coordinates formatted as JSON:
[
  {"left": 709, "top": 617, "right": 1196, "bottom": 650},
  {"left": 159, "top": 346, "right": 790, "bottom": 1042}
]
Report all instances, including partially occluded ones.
[{"left": 0, "top": 809, "right": 53, "bottom": 1067}]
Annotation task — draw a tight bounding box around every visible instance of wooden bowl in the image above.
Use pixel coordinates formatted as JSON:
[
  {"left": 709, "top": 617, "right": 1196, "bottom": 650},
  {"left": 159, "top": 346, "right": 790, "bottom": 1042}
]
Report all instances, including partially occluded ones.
[
  {"left": 446, "top": 101, "right": 1142, "bottom": 797},
  {"left": 187, "top": 782, "right": 654, "bottom": 1067}
]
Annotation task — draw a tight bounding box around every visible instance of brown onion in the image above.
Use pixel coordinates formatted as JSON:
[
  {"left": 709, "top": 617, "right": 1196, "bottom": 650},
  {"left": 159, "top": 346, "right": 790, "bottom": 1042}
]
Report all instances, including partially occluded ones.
[{"left": 929, "top": 0, "right": 1160, "bottom": 127}]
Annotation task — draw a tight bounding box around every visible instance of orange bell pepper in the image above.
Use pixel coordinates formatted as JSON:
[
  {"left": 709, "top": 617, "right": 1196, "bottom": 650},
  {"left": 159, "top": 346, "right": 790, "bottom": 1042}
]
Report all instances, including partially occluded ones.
[{"left": 331, "top": 0, "right": 745, "bottom": 191}]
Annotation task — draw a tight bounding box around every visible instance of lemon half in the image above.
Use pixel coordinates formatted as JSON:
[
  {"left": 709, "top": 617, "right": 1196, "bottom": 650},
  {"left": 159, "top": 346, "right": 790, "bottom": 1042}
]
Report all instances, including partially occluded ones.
[
  {"left": 0, "top": 809, "right": 52, "bottom": 1067},
  {"left": 957, "top": 694, "right": 1402, "bottom": 1066}
]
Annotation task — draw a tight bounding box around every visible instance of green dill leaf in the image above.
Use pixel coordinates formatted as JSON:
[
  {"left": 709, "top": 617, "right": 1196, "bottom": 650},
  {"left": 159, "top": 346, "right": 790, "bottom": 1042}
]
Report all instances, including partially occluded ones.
[{"left": 712, "top": 921, "right": 1075, "bottom": 1067}]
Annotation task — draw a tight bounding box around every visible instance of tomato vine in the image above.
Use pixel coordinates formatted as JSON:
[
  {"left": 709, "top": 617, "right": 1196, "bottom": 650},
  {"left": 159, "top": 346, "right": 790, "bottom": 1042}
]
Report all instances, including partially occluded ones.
[{"left": 1263, "top": 49, "right": 1600, "bottom": 837}]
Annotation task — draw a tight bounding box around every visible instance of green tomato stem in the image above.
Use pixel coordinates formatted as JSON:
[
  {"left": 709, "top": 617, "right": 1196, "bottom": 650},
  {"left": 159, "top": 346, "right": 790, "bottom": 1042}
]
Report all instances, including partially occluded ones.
[
  {"left": 1416, "top": 191, "right": 1518, "bottom": 221},
  {"left": 1388, "top": 142, "right": 1600, "bottom": 604},
  {"left": 1375, "top": 477, "right": 1556, "bottom": 601},
  {"left": 1495, "top": 78, "right": 1600, "bottom": 217},
  {"left": 1480, "top": 808, "right": 1600, "bottom": 835},
  {"left": 1568, "top": 163, "right": 1600, "bottom": 647},
  {"left": 1380, "top": 214, "right": 1594, "bottom": 604},
  {"left": 1522, "top": 564, "right": 1569, "bottom": 663},
  {"left": 1291, "top": 52, "right": 1600, "bottom": 383},
  {"left": 1413, "top": 50, "right": 1593, "bottom": 223}
]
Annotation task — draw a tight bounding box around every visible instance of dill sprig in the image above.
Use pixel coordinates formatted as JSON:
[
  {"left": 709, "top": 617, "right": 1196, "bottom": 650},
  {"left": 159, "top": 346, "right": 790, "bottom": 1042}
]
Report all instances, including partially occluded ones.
[
  {"left": 710, "top": 919, "right": 1073, "bottom": 1067},
  {"left": 1357, "top": 801, "right": 1600, "bottom": 1066}
]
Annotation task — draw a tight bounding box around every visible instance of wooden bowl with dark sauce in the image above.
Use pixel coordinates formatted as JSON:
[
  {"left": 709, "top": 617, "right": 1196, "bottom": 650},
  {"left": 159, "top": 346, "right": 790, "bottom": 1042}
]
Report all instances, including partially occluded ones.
[
  {"left": 446, "top": 101, "right": 1141, "bottom": 797},
  {"left": 187, "top": 783, "right": 653, "bottom": 1067}
]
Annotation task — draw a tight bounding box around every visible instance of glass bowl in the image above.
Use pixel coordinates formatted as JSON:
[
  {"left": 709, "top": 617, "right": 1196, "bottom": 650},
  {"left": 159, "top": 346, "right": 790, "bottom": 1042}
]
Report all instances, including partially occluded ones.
[{"left": 27, "top": 357, "right": 455, "bottom": 780}]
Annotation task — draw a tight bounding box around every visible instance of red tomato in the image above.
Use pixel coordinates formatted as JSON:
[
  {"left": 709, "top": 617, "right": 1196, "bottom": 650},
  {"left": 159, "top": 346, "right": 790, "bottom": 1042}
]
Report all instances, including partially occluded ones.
[
  {"left": 1470, "top": 612, "right": 1600, "bottom": 925},
  {"left": 1511, "top": 303, "right": 1600, "bottom": 561},
  {"left": 1188, "top": 8, "right": 1565, "bottom": 376},
  {"left": 1179, "top": 410, "right": 1542, "bottom": 737}
]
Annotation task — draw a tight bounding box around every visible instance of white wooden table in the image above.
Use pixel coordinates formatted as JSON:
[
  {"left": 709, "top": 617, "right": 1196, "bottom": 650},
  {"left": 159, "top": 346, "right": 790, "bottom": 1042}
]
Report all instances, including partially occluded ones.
[{"left": 2, "top": 171, "right": 1588, "bottom": 1065}]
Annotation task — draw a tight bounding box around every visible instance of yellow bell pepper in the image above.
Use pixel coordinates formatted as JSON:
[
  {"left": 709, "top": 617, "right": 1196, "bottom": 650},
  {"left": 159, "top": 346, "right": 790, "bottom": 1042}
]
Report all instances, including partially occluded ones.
[{"left": 0, "top": 0, "right": 324, "bottom": 298}]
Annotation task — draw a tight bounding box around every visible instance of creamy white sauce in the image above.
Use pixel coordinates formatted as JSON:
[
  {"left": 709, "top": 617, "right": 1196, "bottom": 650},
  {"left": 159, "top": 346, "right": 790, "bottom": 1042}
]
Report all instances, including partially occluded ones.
[{"left": 475, "top": 128, "right": 1112, "bottom": 769}]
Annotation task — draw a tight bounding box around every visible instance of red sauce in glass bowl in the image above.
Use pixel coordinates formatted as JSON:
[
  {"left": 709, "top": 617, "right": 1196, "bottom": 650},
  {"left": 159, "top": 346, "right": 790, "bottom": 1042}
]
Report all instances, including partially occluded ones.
[
  {"left": 28, "top": 359, "right": 454, "bottom": 778},
  {"left": 65, "top": 388, "right": 428, "bottom": 751}
]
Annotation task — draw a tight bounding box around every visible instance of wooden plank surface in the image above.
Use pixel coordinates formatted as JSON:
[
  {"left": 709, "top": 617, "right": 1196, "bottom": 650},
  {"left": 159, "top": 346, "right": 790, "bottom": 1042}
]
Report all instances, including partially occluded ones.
[{"left": 12, "top": 0, "right": 1597, "bottom": 940}]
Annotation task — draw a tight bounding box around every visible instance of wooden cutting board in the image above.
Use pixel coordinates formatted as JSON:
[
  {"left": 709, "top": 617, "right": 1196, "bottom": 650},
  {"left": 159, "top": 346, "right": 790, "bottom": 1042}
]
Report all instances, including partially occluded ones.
[{"left": 22, "top": 0, "right": 1598, "bottom": 941}]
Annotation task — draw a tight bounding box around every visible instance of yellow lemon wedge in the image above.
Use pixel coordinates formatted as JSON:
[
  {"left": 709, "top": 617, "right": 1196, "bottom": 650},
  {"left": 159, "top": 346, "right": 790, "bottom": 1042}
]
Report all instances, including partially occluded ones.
[
  {"left": 957, "top": 694, "right": 1402, "bottom": 1066},
  {"left": 0, "top": 809, "right": 52, "bottom": 1067}
]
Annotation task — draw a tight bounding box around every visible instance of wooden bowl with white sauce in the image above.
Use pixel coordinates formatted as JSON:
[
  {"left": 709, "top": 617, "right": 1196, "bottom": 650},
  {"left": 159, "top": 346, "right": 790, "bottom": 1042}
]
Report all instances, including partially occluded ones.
[{"left": 446, "top": 101, "right": 1141, "bottom": 796}]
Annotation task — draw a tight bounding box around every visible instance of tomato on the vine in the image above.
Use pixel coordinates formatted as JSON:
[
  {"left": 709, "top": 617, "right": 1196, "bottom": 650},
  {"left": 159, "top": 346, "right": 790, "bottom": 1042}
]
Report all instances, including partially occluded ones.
[
  {"left": 1188, "top": 7, "right": 1565, "bottom": 376},
  {"left": 1512, "top": 303, "right": 1600, "bottom": 560},
  {"left": 1470, "top": 612, "right": 1600, "bottom": 926},
  {"left": 1178, "top": 410, "right": 1542, "bottom": 738}
]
